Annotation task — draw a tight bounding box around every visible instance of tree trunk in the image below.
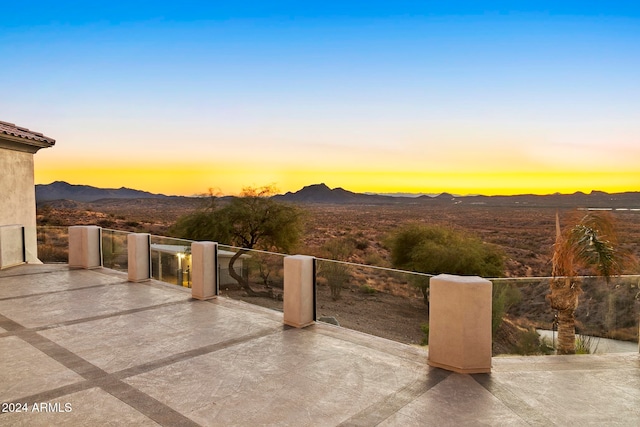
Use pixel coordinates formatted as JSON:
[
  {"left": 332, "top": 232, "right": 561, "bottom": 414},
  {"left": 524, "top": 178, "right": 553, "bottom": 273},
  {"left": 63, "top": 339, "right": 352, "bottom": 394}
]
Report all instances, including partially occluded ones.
[
  {"left": 228, "top": 249, "right": 272, "bottom": 298},
  {"left": 556, "top": 309, "right": 576, "bottom": 355},
  {"left": 547, "top": 277, "right": 581, "bottom": 354},
  {"left": 420, "top": 283, "right": 430, "bottom": 316}
]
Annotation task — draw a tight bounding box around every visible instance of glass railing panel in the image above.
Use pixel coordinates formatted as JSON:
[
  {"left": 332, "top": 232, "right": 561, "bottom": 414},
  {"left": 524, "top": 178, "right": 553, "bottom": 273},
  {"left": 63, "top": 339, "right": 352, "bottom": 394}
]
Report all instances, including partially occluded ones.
[
  {"left": 315, "top": 258, "right": 431, "bottom": 346},
  {"left": 149, "top": 235, "right": 194, "bottom": 287},
  {"left": 576, "top": 275, "right": 639, "bottom": 352},
  {"left": 36, "top": 226, "right": 69, "bottom": 263},
  {"left": 491, "top": 275, "right": 640, "bottom": 355},
  {"left": 217, "top": 244, "right": 286, "bottom": 312},
  {"left": 101, "top": 229, "right": 130, "bottom": 272},
  {"left": 490, "top": 277, "right": 554, "bottom": 356},
  {"left": 36, "top": 224, "right": 640, "bottom": 355}
]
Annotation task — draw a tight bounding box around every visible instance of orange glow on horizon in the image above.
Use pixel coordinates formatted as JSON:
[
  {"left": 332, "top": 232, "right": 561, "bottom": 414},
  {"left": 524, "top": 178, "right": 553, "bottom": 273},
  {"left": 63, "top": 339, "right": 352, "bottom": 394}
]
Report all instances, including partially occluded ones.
[{"left": 34, "top": 160, "right": 640, "bottom": 197}]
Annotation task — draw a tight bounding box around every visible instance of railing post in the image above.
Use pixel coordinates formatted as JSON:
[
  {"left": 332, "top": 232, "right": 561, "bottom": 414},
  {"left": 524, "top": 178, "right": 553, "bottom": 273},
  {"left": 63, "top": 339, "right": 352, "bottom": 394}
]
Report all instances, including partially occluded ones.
[
  {"left": 128, "top": 233, "right": 151, "bottom": 282},
  {"left": 428, "top": 274, "right": 493, "bottom": 374},
  {"left": 283, "top": 255, "right": 315, "bottom": 328},
  {"left": 191, "top": 241, "right": 218, "bottom": 300},
  {"left": 68, "top": 225, "right": 103, "bottom": 269}
]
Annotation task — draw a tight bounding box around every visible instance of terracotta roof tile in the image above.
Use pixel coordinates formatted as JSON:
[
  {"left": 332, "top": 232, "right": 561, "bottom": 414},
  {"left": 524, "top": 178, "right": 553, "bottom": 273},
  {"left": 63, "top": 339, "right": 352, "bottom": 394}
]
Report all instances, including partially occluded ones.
[{"left": 0, "top": 120, "right": 56, "bottom": 145}]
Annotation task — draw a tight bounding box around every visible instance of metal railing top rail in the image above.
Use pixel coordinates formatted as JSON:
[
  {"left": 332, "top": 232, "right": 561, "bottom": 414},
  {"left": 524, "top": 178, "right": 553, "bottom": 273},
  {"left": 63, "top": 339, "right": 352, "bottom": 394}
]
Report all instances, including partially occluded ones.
[
  {"left": 99, "top": 230, "right": 286, "bottom": 258},
  {"left": 217, "top": 244, "right": 288, "bottom": 258},
  {"left": 102, "top": 228, "right": 133, "bottom": 233},
  {"left": 488, "top": 274, "right": 640, "bottom": 282},
  {"left": 314, "top": 256, "right": 434, "bottom": 278},
  {"left": 149, "top": 235, "right": 194, "bottom": 244}
]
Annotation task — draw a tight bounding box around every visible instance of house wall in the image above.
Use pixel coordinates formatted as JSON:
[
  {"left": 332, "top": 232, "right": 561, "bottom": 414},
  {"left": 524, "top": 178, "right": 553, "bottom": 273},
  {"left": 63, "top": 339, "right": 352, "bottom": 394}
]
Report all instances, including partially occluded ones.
[{"left": 0, "top": 148, "right": 39, "bottom": 263}]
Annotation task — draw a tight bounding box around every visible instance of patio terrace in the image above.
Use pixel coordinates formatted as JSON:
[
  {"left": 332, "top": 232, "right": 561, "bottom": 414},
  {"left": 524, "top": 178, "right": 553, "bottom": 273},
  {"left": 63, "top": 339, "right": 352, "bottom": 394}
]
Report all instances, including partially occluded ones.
[{"left": 1, "top": 264, "right": 639, "bottom": 426}]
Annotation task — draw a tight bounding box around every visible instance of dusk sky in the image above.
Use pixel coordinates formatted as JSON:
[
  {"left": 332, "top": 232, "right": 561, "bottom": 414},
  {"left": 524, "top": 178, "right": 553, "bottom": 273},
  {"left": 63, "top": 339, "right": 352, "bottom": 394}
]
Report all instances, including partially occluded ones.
[{"left": 2, "top": 2, "right": 639, "bottom": 196}]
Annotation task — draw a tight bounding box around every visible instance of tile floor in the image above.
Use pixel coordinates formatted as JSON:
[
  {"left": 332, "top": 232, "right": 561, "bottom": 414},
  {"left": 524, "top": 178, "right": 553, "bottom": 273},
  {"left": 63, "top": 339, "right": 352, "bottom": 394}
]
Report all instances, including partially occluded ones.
[{"left": 1, "top": 265, "right": 638, "bottom": 426}]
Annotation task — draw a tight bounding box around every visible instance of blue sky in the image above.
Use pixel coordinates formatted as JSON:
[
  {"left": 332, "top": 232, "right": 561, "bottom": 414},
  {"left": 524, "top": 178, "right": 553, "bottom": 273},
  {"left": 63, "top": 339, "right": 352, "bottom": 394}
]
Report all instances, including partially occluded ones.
[{"left": 2, "top": 2, "right": 639, "bottom": 195}]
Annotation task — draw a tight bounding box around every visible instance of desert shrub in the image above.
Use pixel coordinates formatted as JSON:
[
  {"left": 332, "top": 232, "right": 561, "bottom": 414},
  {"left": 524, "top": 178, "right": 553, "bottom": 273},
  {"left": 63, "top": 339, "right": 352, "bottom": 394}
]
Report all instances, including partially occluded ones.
[
  {"left": 247, "top": 253, "right": 284, "bottom": 288},
  {"left": 352, "top": 238, "right": 369, "bottom": 251},
  {"left": 360, "top": 284, "right": 377, "bottom": 294},
  {"left": 363, "top": 252, "right": 384, "bottom": 266},
  {"left": 97, "top": 219, "right": 115, "bottom": 228},
  {"left": 388, "top": 224, "right": 505, "bottom": 277},
  {"left": 514, "top": 328, "right": 540, "bottom": 355},
  {"left": 492, "top": 282, "right": 522, "bottom": 336},
  {"left": 409, "top": 275, "right": 431, "bottom": 306},
  {"left": 513, "top": 328, "right": 554, "bottom": 355},
  {"left": 539, "top": 336, "right": 555, "bottom": 354},
  {"left": 37, "top": 227, "right": 69, "bottom": 262},
  {"left": 37, "top": 205, "right": 64, "bottom": 226},
  {"left": 38, "top": 244, "right": 68, "bottom": 263},
  {"left": 319, "top": 261, "right": 350, "bottom": 300},
  {"left": 388, "top": 224, "right": 505, "bottom": 308},
  {"left": 494, "top": 320, "right": 555, "bottom": 355},
  {"left": 322, "top": 238, "right": 355, "bottom": 260},
  {"left": 420, "top": 323, "right": 429, "bottom": 346},
  {"left": 319, "top": 238, "right": 356, "bottom": 301},
  {"left": 38, "top": 215, "right": 65, "bottom": 226},
  {"left": 575, "top": 335, "right": 600, "bottom": 354}
]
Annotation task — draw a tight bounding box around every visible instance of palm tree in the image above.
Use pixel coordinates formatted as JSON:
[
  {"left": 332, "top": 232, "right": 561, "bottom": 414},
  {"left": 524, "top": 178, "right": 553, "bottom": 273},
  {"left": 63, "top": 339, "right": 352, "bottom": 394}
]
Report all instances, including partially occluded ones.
[{"left": 548, "top": 212, "right": 623, "bottom": 354}]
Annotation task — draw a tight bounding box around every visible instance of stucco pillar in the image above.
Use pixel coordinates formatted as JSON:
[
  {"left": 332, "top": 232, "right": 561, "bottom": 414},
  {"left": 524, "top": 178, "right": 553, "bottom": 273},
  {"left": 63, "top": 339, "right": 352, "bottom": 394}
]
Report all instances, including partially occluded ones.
[
  {"left": 191, "top": 242, "right": 218, "bottom": 300},
  {"left": 0, "top": 225, "right": 26, "bottom": 269},
  {"left": 428, "top": 274, "right": 493, "bottom": 374},
  {"left": 283, "top": 255, "right": 315, "bottom": 328},
  {"left": 128, "top": 233, "right": 151, "bottom": 282},
  {"left": 68, "top": 226, "right": 102, "bottom": 269}
]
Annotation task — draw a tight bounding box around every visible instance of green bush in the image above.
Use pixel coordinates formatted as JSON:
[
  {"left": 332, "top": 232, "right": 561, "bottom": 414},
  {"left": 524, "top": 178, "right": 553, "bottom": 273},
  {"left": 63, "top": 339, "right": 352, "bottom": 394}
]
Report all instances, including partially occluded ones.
[
  {"left": 360, "top": 284, "right": 377, "bottom": 294},
  {"left": 575, "top": 335, "right": 600, "bottom": 354},
  {"left": 420, "top": 323, "right": 429, "bottom": 346},
  {"left": 388, "top": 224, "right": 505, "bottom": 277},
  {"left": 492, "top": 282, "right": 522, "bottom": 336},
  {"left": 387, "top": 224, "right": 505, "bottom": 309},
  {"left": 514, "top": 329, "right": 543, "bottom": 355}
]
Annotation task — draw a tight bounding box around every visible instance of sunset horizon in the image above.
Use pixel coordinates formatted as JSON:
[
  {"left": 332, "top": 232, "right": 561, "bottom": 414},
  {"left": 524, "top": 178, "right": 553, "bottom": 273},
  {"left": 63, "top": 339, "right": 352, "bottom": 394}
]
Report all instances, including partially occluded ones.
[{"left": 34, "top": 176, "right": 640, "bottom": 199}]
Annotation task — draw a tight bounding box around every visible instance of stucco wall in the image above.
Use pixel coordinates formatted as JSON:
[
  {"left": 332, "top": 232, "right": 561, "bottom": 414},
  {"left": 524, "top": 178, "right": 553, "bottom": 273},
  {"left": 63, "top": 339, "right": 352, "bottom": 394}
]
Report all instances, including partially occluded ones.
[{"left": 0, "top": 149, "right": 39, "bottom": 263}]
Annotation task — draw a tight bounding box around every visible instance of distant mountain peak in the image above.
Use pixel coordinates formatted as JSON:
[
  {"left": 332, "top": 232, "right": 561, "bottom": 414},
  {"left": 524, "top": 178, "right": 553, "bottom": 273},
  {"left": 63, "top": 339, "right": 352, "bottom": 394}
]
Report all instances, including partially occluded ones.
[
  {"left": 275, "top": 183, "right": 389, "bottom": 204},
  {"left": 436, "top": 192, "right": 455, "bottom": 199},
  {"left": 36, "top": 181, "right": 169, "bottom": 202},
  {"left": 308, "top": 183, "right": 330, "bottom": 190}
]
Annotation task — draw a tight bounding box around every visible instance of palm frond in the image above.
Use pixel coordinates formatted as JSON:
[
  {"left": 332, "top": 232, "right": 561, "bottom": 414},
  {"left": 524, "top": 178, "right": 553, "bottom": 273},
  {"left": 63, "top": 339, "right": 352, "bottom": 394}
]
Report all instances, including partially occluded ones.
[{"left": 555, "top": 212, "right": 623, "bottom": 282}]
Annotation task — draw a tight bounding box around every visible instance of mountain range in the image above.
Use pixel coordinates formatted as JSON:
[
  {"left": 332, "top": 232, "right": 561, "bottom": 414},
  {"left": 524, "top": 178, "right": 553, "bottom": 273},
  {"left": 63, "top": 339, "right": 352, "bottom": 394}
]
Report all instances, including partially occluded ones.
[
  {"left": 36, "top": 181, "right": 173, "bottom": 202},
  {"left": 36, "top": 181, "right": 640, "bottom": 208},
  {"left": 273, "top": 183, "right": 640, "bottom": 208}
]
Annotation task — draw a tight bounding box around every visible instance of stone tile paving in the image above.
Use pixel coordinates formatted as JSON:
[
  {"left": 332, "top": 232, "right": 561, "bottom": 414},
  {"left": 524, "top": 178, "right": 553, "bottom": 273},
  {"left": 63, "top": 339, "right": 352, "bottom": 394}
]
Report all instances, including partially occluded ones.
[{"left": 0, "top": 265, "right": 638, "bottom": 427}]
